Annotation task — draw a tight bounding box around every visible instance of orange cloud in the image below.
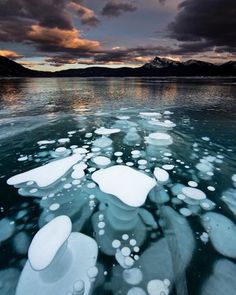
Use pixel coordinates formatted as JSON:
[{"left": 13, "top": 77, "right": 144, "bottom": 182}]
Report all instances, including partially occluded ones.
[
  {"left": 27, "top": 25, "right": 100, "bottom": 51},
  {"left": 0, "top": 50, "right": 23, "bottom": 59},
  {"left": 18, "top": 61, "right": 44, "bottom": 68},
  {"left": 133, "top": 56, "right": 152, "bottom": 63},
  {"left": 68, "top": 2, "right": 100, "bottom": 26},
  {"left": 159, "top": 55, "right": 181, "bottom": 62},
  {"left": 78, "top": 57, "right": 151, "bottom": 65}
]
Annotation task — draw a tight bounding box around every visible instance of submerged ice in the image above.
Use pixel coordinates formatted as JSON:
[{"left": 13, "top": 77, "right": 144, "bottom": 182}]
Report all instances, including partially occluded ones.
[
  {"left": 2, "top": 107, "right": 236, "bottom": 295},
  {"left": 16, "top": 216, "right": 98, "bottom": 295}
]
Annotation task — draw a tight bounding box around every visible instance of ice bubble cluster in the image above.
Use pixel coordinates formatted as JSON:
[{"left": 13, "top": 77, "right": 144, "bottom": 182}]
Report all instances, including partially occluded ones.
[
  {"left": 16, "top": 216, "right": 98, "bottom": 295},
  {"left": 147, "top": 279, "right": 170, "bottom": 295},
  {"left": 146, "top": 132, "right": 173, "bottom": 146},
  {"left": 4, "top": 107, "right": 235, "bottom": 295},
  {"left": 123, "top": 127, "right": 141, "bottom": 146}
]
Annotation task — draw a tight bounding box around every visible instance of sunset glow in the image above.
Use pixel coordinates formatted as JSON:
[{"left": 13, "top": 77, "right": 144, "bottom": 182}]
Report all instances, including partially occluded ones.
[{"left": 0, "top": 0, "right": 235, "bottom": 70}]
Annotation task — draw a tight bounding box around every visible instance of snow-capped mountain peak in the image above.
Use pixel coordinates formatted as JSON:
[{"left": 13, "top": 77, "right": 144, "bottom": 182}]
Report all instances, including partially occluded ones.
[{"left": 144, "top": 56, "right": 181, "bottom": 69}]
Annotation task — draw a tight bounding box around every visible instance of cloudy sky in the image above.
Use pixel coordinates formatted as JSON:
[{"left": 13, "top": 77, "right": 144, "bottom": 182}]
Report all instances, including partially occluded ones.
[{"left": 0, "top": 0, "right": 235, "bottom": 71}]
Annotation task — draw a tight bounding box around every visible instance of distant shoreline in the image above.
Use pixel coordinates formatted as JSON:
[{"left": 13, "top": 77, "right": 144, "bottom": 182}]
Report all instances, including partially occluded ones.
[{"left": 1, "top": 56, "right": 236, "bottom": 78}]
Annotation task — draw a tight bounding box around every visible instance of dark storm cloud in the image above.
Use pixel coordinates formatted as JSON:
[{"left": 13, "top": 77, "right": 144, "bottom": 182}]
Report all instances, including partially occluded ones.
[
  {"left": 0, "top": 0, "right": 73, "bottom": 30},
  {"left": 45, "top": 56, "right": 79, "bottom": 67},
  {"left": 101, "top": 1, "right": 137, "bottom": 17},
  {"left": 68, "top": 1, "right": 100, "bottom": 26},
  {"left": 168, "top": 0, "right": 236, "bottom": 54},
  {"left": 95, "top": 46, "right": 169, "bottom": 62},
  {"left": 0, "top": 0, "right": 101, "bottom": 54},
  {"left": 172, "top": 41, "right": 214, "bottom": 55}
]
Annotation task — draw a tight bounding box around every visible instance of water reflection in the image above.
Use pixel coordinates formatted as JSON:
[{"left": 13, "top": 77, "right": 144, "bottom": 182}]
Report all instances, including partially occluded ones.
[{"left": 0, "top": 78, "right": 236, "bottom": 120}]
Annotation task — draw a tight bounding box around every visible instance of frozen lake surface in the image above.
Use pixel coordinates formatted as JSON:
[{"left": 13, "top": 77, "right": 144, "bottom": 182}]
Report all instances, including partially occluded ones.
[{"left": 0, "top": 77, "right": 236, "bottom": 295}]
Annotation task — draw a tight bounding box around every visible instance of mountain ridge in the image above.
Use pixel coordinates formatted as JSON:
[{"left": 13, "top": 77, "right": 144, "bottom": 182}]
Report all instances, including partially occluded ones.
[{"left": 0, "top": 55, "right": 235, "bottom": 77}]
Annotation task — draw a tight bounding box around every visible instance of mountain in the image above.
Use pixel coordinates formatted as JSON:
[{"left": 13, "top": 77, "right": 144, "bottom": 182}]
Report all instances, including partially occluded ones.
[
  {"left": 143, "top": 56, "right": 181, "bottom": 69},
  {"left": 0, "top": 55, "right": 236, "bottom": 77},
  {"left": 0, "top": 56, "right": 38, "bottom": 77}
]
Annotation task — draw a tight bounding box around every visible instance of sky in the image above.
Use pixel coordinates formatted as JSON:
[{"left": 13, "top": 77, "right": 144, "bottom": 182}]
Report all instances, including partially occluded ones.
[{"left": 0, "top": 0, "right": 235, "bottom": 71}]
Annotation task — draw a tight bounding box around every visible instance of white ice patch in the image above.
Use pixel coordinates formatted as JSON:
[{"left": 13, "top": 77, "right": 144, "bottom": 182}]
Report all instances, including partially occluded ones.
[
  {"left": 162, "top": 164, "right": 174, "bottom": 171},
  {"left": 147, "top": 279, "right": 170, "bottom": 295},
  {"left": 188, "top": 181, "right": 198, "bottom": 187},
  {"left": 28, "top": 215, "right": 72, "bottom": 270},
  {"left": 37, "top": 140, "right": 55, "bottom": 145},
  {"left": 123, "top": 268, "right": 143, "bottom": 285},
  {"left": 232, "top": 174, "right": 236, "bottom": 183},
  {"left": 7, "top": 154, "right": 82, "bottom": 188},
  {"left": 92, "top": 165, "right": 156, "bottom": 207},
  {"left": 139, "top": 112, "right": 162, "bottom": 118},
  {"left": 154, "top": 167, "right": 169, "bottom": 184},
  {"left": 92, "top": 156, "right": 111, "bottom": 167},
  {"left": 93, "top": 136, "right": 113, "bottom": 148},
  {"left": 127, "top": 287, "right": 146, "bottom": 295},
  {"left": 71, "top": 162, "right": 87, "bottom": 179},
  {"left": 182, "top": 187, "right": 206, "bottom": 200},
  {"left": 147, "top": 132, "right": 173, "bottom": 146},
  {"left": 58, "top": 138, "right": 70, "bottom": 144},
  {"left": 17, "top": 156, "right": 28, "bottom": 162},
  {"left": 94, "top": 127, "right": 120, "bottom": 135},
  {"left": 73, "top": 148, "right": 89, "bottom": 154},
  {"left": 148, "top": 119, "right": 176, "bottom": 128},
  {"left": 116, "top": 116, "right": 130, "bottom": 120},
  {"left": 17, "top": 230, "right": 98, "bottom": 295},
  {"left": 163, "top": 111, "right": 173, "bottom": 115},
  {"left": 196, "top": 162, "right": 213, "bottom": 174}
]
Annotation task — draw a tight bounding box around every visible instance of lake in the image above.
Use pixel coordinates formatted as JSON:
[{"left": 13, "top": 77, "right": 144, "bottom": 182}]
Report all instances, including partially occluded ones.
[{"left": 0, "top": 77, "right": 236, "bottom": 295}]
